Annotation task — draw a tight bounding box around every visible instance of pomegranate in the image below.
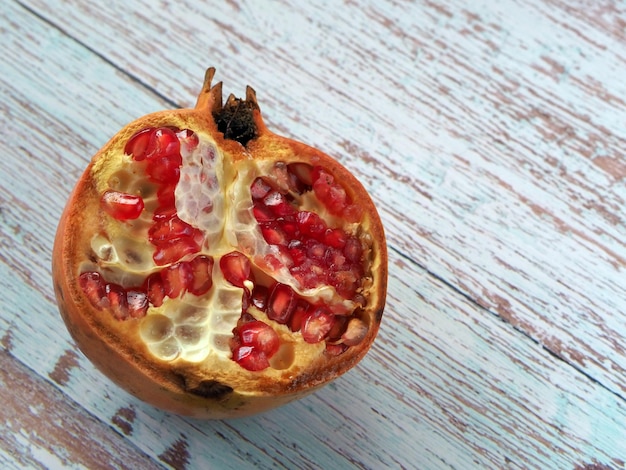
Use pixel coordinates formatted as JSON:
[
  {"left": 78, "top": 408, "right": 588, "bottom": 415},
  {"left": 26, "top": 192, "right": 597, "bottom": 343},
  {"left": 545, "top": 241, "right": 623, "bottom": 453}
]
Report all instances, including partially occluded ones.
[{"left": 52, "top": 68, "right": 387, "bottom": 418}]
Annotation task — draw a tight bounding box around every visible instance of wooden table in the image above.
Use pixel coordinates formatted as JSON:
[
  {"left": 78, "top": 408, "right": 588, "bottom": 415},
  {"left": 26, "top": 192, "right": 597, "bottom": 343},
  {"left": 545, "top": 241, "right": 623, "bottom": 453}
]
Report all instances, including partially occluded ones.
[{"left": 2, "top": 1, "right": 625, "bottom": 468}]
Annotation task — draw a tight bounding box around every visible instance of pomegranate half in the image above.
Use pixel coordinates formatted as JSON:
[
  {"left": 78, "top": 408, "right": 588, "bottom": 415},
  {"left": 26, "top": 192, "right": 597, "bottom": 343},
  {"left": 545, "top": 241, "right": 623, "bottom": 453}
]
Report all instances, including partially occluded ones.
[{"left": 52, "top": 68, "right": 387, "bottom": 418}]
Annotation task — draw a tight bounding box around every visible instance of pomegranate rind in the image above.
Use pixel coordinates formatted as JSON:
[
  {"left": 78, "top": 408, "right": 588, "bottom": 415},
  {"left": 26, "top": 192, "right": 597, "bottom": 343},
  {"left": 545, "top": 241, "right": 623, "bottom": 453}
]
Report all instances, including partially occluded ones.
[{"left": 52, "top": 68, "right": 387, "bottom": 419}]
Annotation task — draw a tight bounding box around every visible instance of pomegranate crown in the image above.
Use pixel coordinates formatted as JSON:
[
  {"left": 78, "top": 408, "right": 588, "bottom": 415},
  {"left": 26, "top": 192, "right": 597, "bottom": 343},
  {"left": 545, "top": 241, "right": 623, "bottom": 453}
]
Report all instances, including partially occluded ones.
[{"left": 199, "top": 67, "right": 260, "bottom": 147}]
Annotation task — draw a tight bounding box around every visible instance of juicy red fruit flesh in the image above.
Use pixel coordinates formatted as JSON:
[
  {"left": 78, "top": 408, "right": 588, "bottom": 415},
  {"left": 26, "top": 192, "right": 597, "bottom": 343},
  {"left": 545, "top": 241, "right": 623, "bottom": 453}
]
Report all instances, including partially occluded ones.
[
  {"left": 232, "top": 320, "right": 280, "bottom": 371},
  {"left": 100, "top": 190, "right": 144, "bottom": 220},
  {"left": 82, "top": 125, "right": 371, "bottom": 373},
  {"left": 220, "top": 251, "right": 253, "bottom": 288},
  {"left": 250, "top": 168, "right": 365, "bottom": 299}
]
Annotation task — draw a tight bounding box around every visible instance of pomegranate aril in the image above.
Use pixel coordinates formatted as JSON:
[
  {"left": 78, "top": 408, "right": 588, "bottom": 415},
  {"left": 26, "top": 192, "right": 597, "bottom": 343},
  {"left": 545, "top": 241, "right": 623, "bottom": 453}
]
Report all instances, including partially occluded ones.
[
  {"left": 146, "top": 154, "right": 182, "bottom": 184},
  {"left": 250, "top": 177, "right": 273, "bottom": 200},
  {"left": 288, "top": 241, "right": 307, "bottom": 267},
  {"left": 325, "top": 247, "right": 347, "bottom": 270},
  {"left": 152, "top": 204, "right": 177, "bottom": 221},
  {"left": 323, "top": 228, "right": 347, "bottom": 249},
  {"left": 100, "top": 190, "right": 144, "bottom": 220},
  {"left": 127, "top": 289, "right": 148, "bottom": 318},
  {"left": 162, "top": 261, "right": 193, "bottom": 298},
  {"left": 153, "top": 236, "right": 200, "bottom": 265},
  {"left": 305, "top": 239, "right": 326, "bottom": 260},
  {"left": 252, "top": 203, "right": 275, "bottom": 222},
  {"left": 106, "top": 283, "right": 129, "bottom": 320},
  {"left": 329, "top": 269, "right": 359, "bottom": 298},
  {"left": 312, "top": 167, "right": 350, "bottom": 215},
  {"left": 263, "top": 191, "right": 295, "bottom": 216},
  {"left": 233, "top": 346, "right": 270, "bottom": 371},
  {"left": 148, "top": 215, "right": 195, "bottom": 243},
  {"left": 124, "top": 127, "right": 155, "bottom": 161},
  {"left": 220, "top": 251, "right": 253, "bottom": 288},
  {"left": 260, "top": 223, "right": 287, "bottom": 245},
  {"left": 251, "top": 285, "right": 269, "bottom": 310},
  {"left": 343, "top": 204, "right": 363, "bottom": 223},
  {"left": 267, "top": 283, "right": 296, "bottom": 324},
  {"left": 146, "top": 127, "right": 180, "bottom": 160},
  {"left": 289, "top": 300, "right": 310, "bottom": 332},
  {"left": 144, "top": 272, "right": 165, "bottom": 307},
  {"left": 157, "top": 184, "right": 177, "bottom": 206},
  {"left": 188, "top": 255, "right": 214, "bottom": 296},
  {"left": 301, "top": 307, "right": 335, "bottom": 344},
  {"left": 238, "top": 320, "right": 280, "bottom": 357},
  {"left": 296, "top": 211, "right": 326, "bottom": 238},
  {"left": 281, "top": 219, "right": 299, "bottom": 237},
  {"left": 343, "top": 237, "right": 363, "bottom": 263},
  {"left": 79, "top": 272, "right": 108, "bottom": 310}
]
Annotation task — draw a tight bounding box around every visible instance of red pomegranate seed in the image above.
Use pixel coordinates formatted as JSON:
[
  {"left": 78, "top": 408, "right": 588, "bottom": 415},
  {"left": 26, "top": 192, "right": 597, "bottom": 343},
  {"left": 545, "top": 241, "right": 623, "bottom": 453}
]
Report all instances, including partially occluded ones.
[
  {"left": 326, "top": 184, "right": 348, "bottom": 214},
  {"left": 251, "top": 285, "right": 269, "bottom": 310},
  {"left": 146, "top": 154, "right": 182, "bottom": 184},
  {"left": 238, "top": 320, "right": 280, "bottom": 357},
  {"left": 296, "top": 211, "right": 326, "bottom": 239},
  {"left": 152, "top": 204, "right": 177, "bottom": 221},
  {"left": 220, "top": 251, "right": 253, "bottom": 288},
  {"left": 100, "top": 190, "right": 144, "bottom": 220},
  {"left": 152, "top": 236, "right": 200, "bottom": 265},
  {"left": 188, "top": 255, "right": 214, "bottom": 295},
  {"left": 106, "top": 283, "right": 129, "bottom": 320},
  {"left": 260, "top": 222, "right": 287, "bottom": 245},
  {"left": 252, "top": 202, "right": 274, "bottom": 223},
  {"left": 342, "top": 203, "right": 363, "bottom": 223},
  {"left": 124, "top": 127, "right": 155, "bottom": 161},
  {"left": 157, "top": 184, "right": 177, "bottom": 206},
  {"left": 148, "top": 215, "right": 195, "bottom": 243},
  {"left": 329, "top": 269, "right": 358, "bottom": 298},
  {"left": 325, "top": 247, "right": 347, "bottom": 270},
  {"left": 305, "top": 239, "right": 326, "bottom": 260},
  {"left": 263, "top": 191, "right": 295, "bottom": 216},
  {"left": 250, "top": 177, "right": 273, "bottom": 200},
  {"left": 281, "top": 219, "right": 299, "bottom": 237},
  {"left": 127, "top": 289, "right": 148, "bottom": 318},
  {"left": 343, "top": 237, "right": 363, "bottom": 263},
  {"left": 289, "top": 300, "right": 310, "bottom": 332},
  {"left": 323, "top": 228, "right": 347, "bottom": 249},
  {"left": 144, "top": 272, "right": 165, "bottom": 307},
  {"left": 78, "top": 272, "right": 108, "bottom": 310},
  {"left": 267, "top": 283, "right": 296, "bottom": 324},
  {"left": 312, "top": 167, "right": 349, "bottom": 215},
  {"left": 287, "top": 240, "right": 307, "bottom": 267},
  {"left": 145, "top": 127, "right": 180, "bottom": 160},
  {"left": 162, "top": 261, "right": 193, "bottom": 298},
  {"left": 301, "top": 307, "right": 335, "bottom": 343},
  {"left": 232, "top": 346, "right": 270, "bottom": 371}
]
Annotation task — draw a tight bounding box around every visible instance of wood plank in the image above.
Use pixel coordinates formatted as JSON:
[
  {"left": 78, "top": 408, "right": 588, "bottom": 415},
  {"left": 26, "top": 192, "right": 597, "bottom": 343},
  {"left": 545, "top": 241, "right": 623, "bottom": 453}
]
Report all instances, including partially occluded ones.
[
  {"left": 1, "top": 1, "right": 625, "bottom": 469},
  {"left": 0, "top": 350, "right": 158, "bottom": 470},
  {"left": 17, "top": 0, "right": 626, "bottom": 400}
]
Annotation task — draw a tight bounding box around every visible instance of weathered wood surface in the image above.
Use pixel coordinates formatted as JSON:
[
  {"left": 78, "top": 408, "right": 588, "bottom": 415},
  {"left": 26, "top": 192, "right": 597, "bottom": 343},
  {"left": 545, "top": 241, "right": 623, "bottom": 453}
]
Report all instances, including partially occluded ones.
[{"left": 1, "top": 0, "right": 626, "bottom": 468}]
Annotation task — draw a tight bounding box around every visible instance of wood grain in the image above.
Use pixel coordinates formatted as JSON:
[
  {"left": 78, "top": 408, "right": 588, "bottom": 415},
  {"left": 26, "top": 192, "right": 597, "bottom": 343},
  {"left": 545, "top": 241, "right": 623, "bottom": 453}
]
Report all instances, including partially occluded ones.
[
  {"left": 0, "top": 349, "right": 157, "bottom": 470},
  {"left": 1, "top": 0, "right": 626, "bottom": 468}
]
